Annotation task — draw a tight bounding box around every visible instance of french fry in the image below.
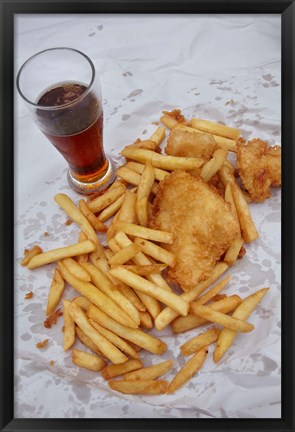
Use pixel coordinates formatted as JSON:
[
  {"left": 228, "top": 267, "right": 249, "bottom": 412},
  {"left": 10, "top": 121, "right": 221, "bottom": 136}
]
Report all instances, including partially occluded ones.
[
  {"left": 87, "top": 305, "right": 167, "bottom": 355},
  {"left": 72, "top": 348, "right": 106, "bottom": 372},
  {"left": 230, "top": 181, "right": 259, "bottom": 243},
  {"left": 180, "top": 327, "right": 220, "bottom": 356},
  {"left": 125, "top": 161, "right": 169, "bottom": 182},
  {"left": 224, "top": 182, "right": 240, "bottom": 226},
  {"left": 109, "top": 379, "right": 168, "bottom": 395},
  {"left": 154, "top": 262, "right": 229, "bottom": 330},
  {"left": 76, "top": 232, "right": 89, "bottom": 264},
  {"left": 149, "top": 126, "right": 166, "bottom": 145},
  {"left": 116, "top": 167, "right": 158, "bottom": 195},
  {"left": 121, "top": 147, "right": 204, "bottom": 171},
  {"left": 200, "top": 148, "right": 228, "bottom": 182},
  {"left": 218, "top": 165, "right": 235, "bottom": 187},
  {"left": 81, "top": 261, "right": 140, "bottom": 327},
  {"left": 46, "top": 268, "right": 65, "bottom": 315},
  {"left": 101, "top": 359, "right": 143, "bottom": 380},
  {"left": 139, "top": 311, "right": 153, "bottom": 329},
  {"left": 73, "top": 296, "right": 92, "bottom": 311},
  {"left": 118, "top": 284, "right": 147, "bottom": 312},
  {"left": 97, "top": 194, "right": 124, "bottom": 222},
  {"left": 172, "top": 295, "right": 242, "bottom": 333},
  {"left": 28, "top": 240, "right": 96, "bottom": 270},
  {"left": 87, "top": 183, "right": 126, "bottom": 213},
  {"left": 79, "top": 200, "right": 107, "bottom": 232},
  {"left": 69, "top": 302, "right": 128, "bottom": 364},
  {"left": 117, "top": 189, "right": 137, "bottom": 224},
  {"left": 214, "top": 287, "right": 269, "bottom": 362},
  {"left": 114, "top": 221, "right": 173, "bottom": 244},
  {"left": 109, "top": 266, "right": 189, "bottom": 316},
  {"left": 119, "top": 264, "right": 167, "bottom": 277},
  {"left": 136, "top": 162, "right": 155, "bottom": 226},
  {"left": 58, "top": 261, "right": 138, "bottom": 328},
  {"left": 109, "top": 243, "right": 141, "bottom": 266},
  {"left": 166, "top": 347, "right": 208, "bottom": 394},
  {"left": 160, "top": 113, "right": 179, "bottom": 129},
  {"left": 224, "top": 238, "right": 244, "bottom": 265},
  {"left": 21, "top": 245, "right": 43, "bottom": 266},
  {"left": 63, "top": 257, "right": 91, "bottom": 282},
  {"left": 134, "top": 237, "right": 176, "bottom": 267},
  {"left": 194, "top": 275, "right": 231, "bottom": 305},
  {"left": 54, "top": 193, "right": 105, "bottom": 256},
  {"left": 124, "top": 359, "right": 173, "bottom": 381},
  {"left": 107, "top": 238, "right": 121, "bottom": 253},
  {"left": 89, "top": 319, "right": 139, "bottom": 359},
  {"left": 191, "top": 118, "right": 241, "bottom": 141},
  {"left": 104, "top": 248, "right": 114, "bottom": 261},
  {"left": 106, "top": 211, "right": 121, "bottom": 241},
  {"left": 75, "top": 326, "right": 104, "bottom": 357},
  {"left": 190, "top": 303, "right": 254, "bottom": 333},
  {"left": 63, "top": 300, "right": 75, "bottom": 351}
]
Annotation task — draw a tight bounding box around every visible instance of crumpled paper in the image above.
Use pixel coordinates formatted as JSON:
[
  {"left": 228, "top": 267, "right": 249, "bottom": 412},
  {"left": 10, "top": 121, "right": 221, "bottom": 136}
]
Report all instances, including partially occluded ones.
[{"left": 14, "top": 14, "right": 281, "bottom": 418}]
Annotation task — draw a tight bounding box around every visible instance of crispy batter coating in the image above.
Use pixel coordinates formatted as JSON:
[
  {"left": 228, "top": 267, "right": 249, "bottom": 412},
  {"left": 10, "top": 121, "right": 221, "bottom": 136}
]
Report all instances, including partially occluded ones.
[
  {"left": 149, "top": 171, "right": 240, "bottom": 291},
  {"left": 166, "top": 129, "right": 217, "bottom": 160},
  {"left": 237, "top": 138, "right": 281, "bottom": 202}
]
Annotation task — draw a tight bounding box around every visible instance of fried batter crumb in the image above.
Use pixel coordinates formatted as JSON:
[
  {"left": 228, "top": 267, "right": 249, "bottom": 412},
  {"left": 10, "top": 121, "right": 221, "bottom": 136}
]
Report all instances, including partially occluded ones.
[
  {"left": 44, "top": 309, "right": 63, "bottom": 328},
  {"left": 44, "top": 231, "right": 49, "bottom": 237},
  {"left": 65, "top": 218, "right": 73, "bottom": 226},
  {"left": 24, "top": 291, "right": 33, "bottom": 300},
  {"left": 50, "top": 360, "right": 55, "bottom": 366},
  {"left": 163, "top": 109, "right": 186, "bottom": 123},
  {"left": 238, "top": 246, "right": 246, "bottom": 259},
  {"left": 36, "top": 339, "right": 49, "bottom": 349}
]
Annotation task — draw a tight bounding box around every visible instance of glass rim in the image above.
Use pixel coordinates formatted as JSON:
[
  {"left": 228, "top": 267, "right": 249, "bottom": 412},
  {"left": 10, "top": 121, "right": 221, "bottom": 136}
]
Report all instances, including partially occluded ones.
[{"left": 16, "top": 47, "right": 96, "bottom": 111}]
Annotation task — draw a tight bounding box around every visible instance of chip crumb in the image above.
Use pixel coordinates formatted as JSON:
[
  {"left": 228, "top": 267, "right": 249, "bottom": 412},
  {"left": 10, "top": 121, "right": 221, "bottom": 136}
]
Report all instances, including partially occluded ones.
[
  {"left": 44, "top": 309, "right": 63, "bottom": 328},
  {"left": 152, "top": 121, "right": 159, "bottom": 126},
  {"left": 50, "top": 360, "right": 55, "bottom": 366},
  {"left": 65, "top": 218, "right": 73, "bottom": 226},
  {"left": 36, "top": 339, "right": 49, "bottom": 349},
  {"left": 24, "top": 291, "right": 33, "bottom": 300},
  {"left": 238, "top": 246, "right": 246, "bottom": 259},
  {"left": 44, "top": 231, "right": 49, "bottom": 237},
  {"left": 24, "top": 248, "right": 29, "bottom": 255},
  {"left": 62, "top": 326, "right": 65, "bottom": 333}
]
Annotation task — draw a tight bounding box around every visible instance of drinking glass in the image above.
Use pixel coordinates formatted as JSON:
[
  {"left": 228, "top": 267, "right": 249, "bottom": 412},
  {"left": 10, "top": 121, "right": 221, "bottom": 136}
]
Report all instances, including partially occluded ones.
[{"left": 16, "top": 47, "right": 116, "bottom": 194}]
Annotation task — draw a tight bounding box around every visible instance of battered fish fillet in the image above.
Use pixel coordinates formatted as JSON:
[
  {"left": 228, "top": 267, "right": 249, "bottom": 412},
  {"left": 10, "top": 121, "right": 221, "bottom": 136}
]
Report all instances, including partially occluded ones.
[
  {"left": 149, "top": 170, "right": 240, "bottom": 292},
  {"left": 166, "top": 129, "right": 217, "bottom": 160},
  {"left": 237, "top": 138, "right": 281, "bottom": 202}
]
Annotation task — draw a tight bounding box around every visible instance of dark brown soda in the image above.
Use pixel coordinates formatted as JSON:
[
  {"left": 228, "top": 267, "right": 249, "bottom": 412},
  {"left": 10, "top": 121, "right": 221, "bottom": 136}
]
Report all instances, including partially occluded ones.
[{"left": 37, "top": 83, "right": 107, "bottom": 183}]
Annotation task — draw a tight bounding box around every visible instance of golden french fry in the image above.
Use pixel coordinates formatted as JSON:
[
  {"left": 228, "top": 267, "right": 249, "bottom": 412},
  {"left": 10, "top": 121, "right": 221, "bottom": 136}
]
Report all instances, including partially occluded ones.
[
  {"left": 190, "top": 303, "right": 254, "bottom": 333},
  {"left": 101, "top": 359, "right": 143, "bottom": 380},
  {"left": 134, "top": 237, "right": 176, "bottom": 267},
  {"left": 109, "top": 379, "right": 168, "bottom": 395},
  {"left": 200, "top": 148, "right": 228, "bottom": 182},
  {"left": 160, "top": 114, "right": 179, "bottom": 129},
  {"left": 218, "top": 165, "right": 236, "bottom": 187},
  {"left": 154, "top": 262, "right": 229, "bottom": 330},
  {"left": 195, "top": 275, "right": 231, "bottom": 305},
  {"left": 28, "top": 240, "right": 96, "bottom": 270},
  {"left": 98, "top": 194, "right": 124, "bottom": 222},
  {"left": 180, "top": 327, "right": 220, "bottom": 356},
  {"left": 63, "top": 257, "right": 91, "bottom": 282},
  {"left": 87, "top": 183, "right": 126, "bottom": 213},
  {"left": 107, "top": 238, "right": 121, "bottom": 253},
  {"left": 149, "top": 126, "right": 166, "bottom": 145},
  {"left": 224, "top": 182, "right": 240, "bottom": 227},
  {"left": 116, "top": 167, "right": 158, "bottom": 195},
  {"left": 89, "top": 319, "right": 139, "bottom": 359},
  {"left": 21, "top": 245, "right": 43, "bottom": 266},
  {"left": 104, "top": 248, "right": 114, "bottom": 260},
  {"left": 72, "top": 348, "right": 106, "bottom": 372},
  {"left": 46, "top": 268, "right": 65, "bottom": 315},
  {"left": 73, "top": 296, "right": 92, "bottom": 311},
  {"left": 81, "top": 261, "right": 140, "bottom": 327},
  {"left": 172, "top": 295, "right": 242, "bottom": 333},
  {"left": 119, "top": 264, "right": 167, "bottom": 277},
  {"left": 224, "top": 238, "right": 244, "bottom": 265},
  {"left": 115, "top": 221, "right": 173, "bottom": 244},
  {"left": 167, "top": 347, "right": 208, "bottom": 394},
  {"left": 124, "top": 359, "right": 173, "bottom": 381},
  {"left": 106, "top": 210, "right": 121, "bottom": 241},
  {"left": 139, "top": 311, "right": 153, "bottom": 329},
  {"left": 63, "top": 300, "right": 75, "bottom": 351},
  {"left": 54, "top": 193, "right": 104, "bottom": 256},
  {"left": 109, "top": 266, "right": 189, "bottom": 316},
  {"left": 76, "top": 232, "right": 89, "bottom": 264},
  {"left": 79, "top": 200, "right": 107, "bottom": 232},
  {"left": 118, "top": 284, "right": 147, "bottom": 312},
  {"left": 69, "top": 302, "right": 128, "bottom": 364},
  {"left": 230, "top": 181, "right": 259, "bottom": 243},
  {"left": 87, "top": 305, "right": 167, "bottom": 355},
  {"left": 136, "top": 162, "right": 155, "bottom": 226},
  {"left": 121, "top": 147, "right": 204, "bottom": 171},
  {"left": 125, "top": 161, "right": 170, "bottom": 182},
  {"left": 58, "top": 261, "right": 138, "bottom": 328},
  {"left": 214, "top": 287, "right": 269, "bottom": 362},
  {"left": 75, "top": 326, "right": 104, "bottom": 357},
  {"left": 117, "top": 189, "right": 137, "bottom": 224},
  {"left": 191, "top": 118, "right": 241, "bottom": 140},
  {"left": 109, "top": 243, "right": 141, "bottom": 266}
]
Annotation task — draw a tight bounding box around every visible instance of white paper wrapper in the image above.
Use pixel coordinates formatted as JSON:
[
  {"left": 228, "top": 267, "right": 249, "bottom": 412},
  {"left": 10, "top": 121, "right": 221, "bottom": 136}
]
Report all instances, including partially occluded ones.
[{"left": 14, "top": 14, "right": 281, "bottom": 418}]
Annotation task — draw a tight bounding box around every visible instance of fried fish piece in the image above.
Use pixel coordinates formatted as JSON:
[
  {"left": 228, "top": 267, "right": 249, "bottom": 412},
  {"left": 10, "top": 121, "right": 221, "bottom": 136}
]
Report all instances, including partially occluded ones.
[
  {"left": 165, "top": 129, "right": 217, "bottom": 160},
  {"left": 237, "top": 138, "right": 281, "bottom": 202},
  {"left": 149, "top": 170, "right": 240, "bottom": 291}
]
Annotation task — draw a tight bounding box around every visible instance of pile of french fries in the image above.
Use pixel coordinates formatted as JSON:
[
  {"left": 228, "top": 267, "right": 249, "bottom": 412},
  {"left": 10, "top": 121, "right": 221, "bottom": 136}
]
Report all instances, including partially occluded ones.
[{"left": 21, "top": 110, "right": 270, "bottom": 395}]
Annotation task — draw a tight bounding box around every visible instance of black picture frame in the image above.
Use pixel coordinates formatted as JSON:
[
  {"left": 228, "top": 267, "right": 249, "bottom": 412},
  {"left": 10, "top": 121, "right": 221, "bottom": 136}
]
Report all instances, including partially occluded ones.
[{"left": 1, "top": 0, "right": 294, "bottom": 431}]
